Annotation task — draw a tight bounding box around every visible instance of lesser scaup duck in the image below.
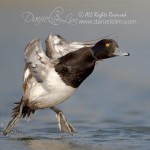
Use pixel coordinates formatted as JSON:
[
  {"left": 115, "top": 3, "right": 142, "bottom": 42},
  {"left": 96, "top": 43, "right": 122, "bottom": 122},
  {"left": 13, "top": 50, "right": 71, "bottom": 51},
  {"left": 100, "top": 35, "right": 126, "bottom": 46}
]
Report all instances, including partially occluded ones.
[{"left": 3, "top": 34, "right": 129, "bottom": 135}]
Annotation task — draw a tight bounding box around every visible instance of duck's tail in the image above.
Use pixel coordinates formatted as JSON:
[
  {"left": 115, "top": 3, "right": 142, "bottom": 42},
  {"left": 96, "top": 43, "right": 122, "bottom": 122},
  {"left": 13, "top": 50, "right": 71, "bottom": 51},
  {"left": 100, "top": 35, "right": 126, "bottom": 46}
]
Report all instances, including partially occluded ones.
[{"left": 3, "top": 97, "right": 35, "bottom": 135}]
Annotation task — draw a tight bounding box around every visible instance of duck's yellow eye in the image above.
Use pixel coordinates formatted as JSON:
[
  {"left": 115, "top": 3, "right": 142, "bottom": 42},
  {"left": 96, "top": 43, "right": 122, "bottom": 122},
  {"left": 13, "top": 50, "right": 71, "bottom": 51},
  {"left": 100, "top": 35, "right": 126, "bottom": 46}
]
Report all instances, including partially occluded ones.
[{"left": 105, "top": 43, "right": 110, "bottom": 48}]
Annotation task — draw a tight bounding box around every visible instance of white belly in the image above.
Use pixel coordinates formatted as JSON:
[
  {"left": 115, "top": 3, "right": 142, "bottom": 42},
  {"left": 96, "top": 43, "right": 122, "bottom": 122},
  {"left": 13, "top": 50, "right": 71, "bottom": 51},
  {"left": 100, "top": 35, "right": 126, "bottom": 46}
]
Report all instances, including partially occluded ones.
[{"left": 28, "top": 68, "right": 76, "bottom": 109}]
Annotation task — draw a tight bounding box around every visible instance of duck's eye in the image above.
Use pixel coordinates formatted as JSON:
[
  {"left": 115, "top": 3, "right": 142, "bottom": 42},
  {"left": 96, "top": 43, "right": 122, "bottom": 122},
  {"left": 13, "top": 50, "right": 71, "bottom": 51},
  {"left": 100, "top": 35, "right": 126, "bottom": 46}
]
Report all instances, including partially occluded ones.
[{"left": 105, "top": 43, "right": 110, "bottom": 48}]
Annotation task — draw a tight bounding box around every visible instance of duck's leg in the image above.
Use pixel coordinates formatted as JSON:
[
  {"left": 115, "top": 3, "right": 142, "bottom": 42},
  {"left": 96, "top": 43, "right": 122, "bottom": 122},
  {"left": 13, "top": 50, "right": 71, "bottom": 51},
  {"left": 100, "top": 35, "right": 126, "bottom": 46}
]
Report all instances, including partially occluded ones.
[{"left": 50, "top": 106, "right": 76, "bottom": 135}]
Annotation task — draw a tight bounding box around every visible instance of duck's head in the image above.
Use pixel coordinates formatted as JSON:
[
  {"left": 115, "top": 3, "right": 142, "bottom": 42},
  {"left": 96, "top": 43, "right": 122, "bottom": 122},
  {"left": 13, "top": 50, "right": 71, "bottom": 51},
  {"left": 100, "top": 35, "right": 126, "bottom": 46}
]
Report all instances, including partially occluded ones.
[{"left": 91, "top": 39, "right": 129, "bottom": 60}]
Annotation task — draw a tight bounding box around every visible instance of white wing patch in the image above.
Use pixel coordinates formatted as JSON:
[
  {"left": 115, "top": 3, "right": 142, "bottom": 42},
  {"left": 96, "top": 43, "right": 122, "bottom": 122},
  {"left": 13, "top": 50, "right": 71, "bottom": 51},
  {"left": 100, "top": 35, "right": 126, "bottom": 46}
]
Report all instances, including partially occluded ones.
[
  {"left": 24, "top": 68, "right": 30, "bottom": 82},
  {"left": 45, "top": 34, "right": 100, "bottom": 59},
  {"left": 24, "top": 39, "right": 53, "bottom": 83}
]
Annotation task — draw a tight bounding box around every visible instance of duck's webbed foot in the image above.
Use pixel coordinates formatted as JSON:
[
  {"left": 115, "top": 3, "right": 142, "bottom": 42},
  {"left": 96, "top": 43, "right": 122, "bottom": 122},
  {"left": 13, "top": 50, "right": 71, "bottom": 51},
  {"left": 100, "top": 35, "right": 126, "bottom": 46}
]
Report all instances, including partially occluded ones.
[{"left": 50, "top": 107, "right": 76, "bottom": 135}]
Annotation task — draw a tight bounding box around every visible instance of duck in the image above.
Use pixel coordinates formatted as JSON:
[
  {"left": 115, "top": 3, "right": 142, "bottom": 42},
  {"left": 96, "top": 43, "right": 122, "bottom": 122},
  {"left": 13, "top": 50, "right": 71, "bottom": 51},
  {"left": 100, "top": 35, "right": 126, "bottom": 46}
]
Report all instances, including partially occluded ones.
[{"left": 3, "top": 34, "right": 129, "bottom": 135}]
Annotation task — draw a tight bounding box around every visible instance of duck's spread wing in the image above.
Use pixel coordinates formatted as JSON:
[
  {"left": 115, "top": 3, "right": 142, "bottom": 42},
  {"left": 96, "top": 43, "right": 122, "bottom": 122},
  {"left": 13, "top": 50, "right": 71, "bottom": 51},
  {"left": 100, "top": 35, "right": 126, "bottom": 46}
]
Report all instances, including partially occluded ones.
[
  {"left": 45, "top": 34, "right": 100, "bottom": 59},
  {"left": 24, "top": 39, "right": 55, "bottom": 83}
]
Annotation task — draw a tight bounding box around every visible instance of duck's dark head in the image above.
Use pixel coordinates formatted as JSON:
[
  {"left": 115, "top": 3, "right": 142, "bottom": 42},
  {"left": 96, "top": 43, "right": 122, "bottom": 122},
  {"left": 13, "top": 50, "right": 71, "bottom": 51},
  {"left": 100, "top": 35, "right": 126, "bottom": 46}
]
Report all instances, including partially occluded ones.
[{"left": 91, "top": 39, "right": 129, "bottom": 60}]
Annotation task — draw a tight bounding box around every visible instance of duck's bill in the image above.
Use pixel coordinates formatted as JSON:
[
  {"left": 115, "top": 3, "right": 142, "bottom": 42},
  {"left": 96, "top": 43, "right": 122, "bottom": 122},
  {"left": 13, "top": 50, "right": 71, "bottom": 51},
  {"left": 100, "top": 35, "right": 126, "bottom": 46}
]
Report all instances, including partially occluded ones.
[{"left": 113, "top": 48, "right": 130, "bottom": 56}]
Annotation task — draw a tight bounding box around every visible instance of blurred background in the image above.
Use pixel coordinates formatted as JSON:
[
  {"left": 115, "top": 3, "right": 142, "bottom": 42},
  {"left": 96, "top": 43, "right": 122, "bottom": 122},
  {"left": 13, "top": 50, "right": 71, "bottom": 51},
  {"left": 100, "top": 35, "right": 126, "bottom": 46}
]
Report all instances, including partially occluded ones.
[{"left": 0, "top": 1, "right": 150, "bottom": 150}]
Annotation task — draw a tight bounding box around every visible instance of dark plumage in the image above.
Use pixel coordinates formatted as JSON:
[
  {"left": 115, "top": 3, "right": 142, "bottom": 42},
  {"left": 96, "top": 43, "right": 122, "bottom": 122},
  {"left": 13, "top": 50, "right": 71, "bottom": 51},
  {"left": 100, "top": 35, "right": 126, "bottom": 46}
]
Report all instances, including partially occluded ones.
[{"left": 55, "top": 48, "right": 96, "bottom": 88}]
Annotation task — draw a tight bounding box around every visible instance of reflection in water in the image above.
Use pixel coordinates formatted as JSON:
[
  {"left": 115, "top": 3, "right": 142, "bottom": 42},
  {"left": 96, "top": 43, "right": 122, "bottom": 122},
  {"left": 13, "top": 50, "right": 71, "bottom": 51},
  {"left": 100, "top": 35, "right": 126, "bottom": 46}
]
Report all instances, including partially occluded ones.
[{"left": 28, "top": 139, "right": 110, "bottom": 150}]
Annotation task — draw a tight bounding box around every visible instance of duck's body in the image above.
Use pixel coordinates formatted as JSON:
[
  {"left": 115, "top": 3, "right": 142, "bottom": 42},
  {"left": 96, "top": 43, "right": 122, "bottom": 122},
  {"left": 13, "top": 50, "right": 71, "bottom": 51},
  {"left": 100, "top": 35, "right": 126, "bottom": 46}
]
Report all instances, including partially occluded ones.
[
  {"left": 24, "top": 67, "right": 76, "bottom": 109},
  {"left": 3, "top": 34, "right": 129, "bottom": 135},
  {"left": 24, "top": 46, "right": 96, "bottom": 110}
]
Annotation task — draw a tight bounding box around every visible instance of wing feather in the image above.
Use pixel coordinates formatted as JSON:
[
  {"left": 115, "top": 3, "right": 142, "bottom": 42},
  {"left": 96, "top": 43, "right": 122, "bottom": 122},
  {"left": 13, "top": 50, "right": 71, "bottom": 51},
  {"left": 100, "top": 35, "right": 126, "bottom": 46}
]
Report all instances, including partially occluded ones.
[
  {"left": 24, "top": 39, "right": 51, "bottom": 83},
  {"left": 45, "top": 34, "right": 100, "bottom": 59}
]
